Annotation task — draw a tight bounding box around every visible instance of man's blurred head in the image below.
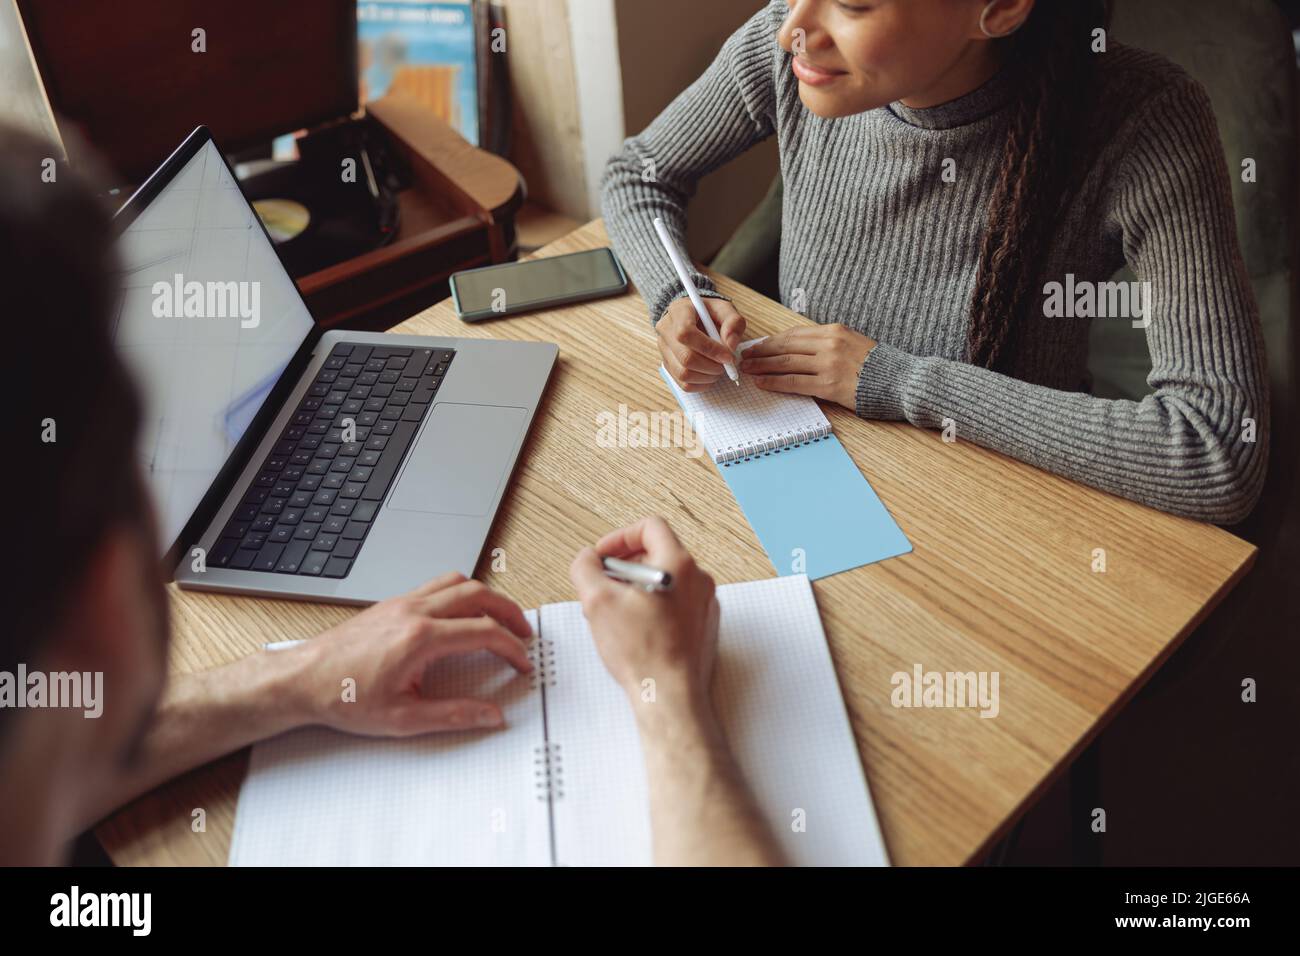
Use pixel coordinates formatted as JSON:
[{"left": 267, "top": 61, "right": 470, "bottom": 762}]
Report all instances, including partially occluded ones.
[{"left": 1, "top": 122, "right": 168, "bottom": 862}]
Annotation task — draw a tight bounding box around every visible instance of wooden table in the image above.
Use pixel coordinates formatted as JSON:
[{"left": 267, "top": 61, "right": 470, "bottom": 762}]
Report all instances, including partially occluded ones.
[{"left": 98, "top": 219, "right": 1257, "bottom": 866}]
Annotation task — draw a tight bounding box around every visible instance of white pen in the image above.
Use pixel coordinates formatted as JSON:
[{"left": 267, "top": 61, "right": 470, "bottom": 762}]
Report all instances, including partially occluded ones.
[
  {"left": 651, "top": 216, "right": 740, "bottom": 385},
  {"left": 602, "top": 556, "right": 674, "bottom": 592},
  {"left": 264, "top": 639, "right": 304, "bottom": 651}
]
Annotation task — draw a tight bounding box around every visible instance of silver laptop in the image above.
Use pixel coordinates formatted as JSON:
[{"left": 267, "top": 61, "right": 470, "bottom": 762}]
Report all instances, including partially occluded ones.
[{"left": 113, "top": 127, "right": 557, "bottom": 604}]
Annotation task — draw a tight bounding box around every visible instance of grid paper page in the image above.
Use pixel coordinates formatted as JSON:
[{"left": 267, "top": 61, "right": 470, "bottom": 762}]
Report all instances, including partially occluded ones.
[
  {"left": 661, "top": 340, "right": 831, "bottom": 463},
  {"left": 546, "top": 575, "right": 889, "bottom": 866},
  {"left": 228, "top": 610, "right": 550, "bottom": 866},
  {"left": 543, "top": 600, "right": 654, "bottom": 866}
]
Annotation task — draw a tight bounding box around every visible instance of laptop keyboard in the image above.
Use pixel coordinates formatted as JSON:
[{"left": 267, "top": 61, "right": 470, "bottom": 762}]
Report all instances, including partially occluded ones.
[{"left": 206, "top": 342, "right": 455, "bottom": 579}]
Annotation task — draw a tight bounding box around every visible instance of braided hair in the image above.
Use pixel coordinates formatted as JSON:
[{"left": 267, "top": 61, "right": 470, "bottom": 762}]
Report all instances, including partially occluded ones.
[{"left": 965, "top": 0, "right": 1113, "bottom": 371}]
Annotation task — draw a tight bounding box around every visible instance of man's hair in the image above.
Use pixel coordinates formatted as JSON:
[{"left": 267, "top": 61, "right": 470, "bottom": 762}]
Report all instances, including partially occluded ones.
[{"left": 3, "top": 122, "right": 146, "bottom": 676}]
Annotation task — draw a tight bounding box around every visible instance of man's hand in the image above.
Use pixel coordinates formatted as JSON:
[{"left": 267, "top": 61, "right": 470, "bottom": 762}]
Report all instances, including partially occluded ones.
[
  {"left": 568, "top": 517, "right": 783, "bottom": 865},
  {"left": 288, "top": 572, "right": 533, "bottom": 736},
  {"left": 658, "top": 296, "right": 746, "bottom": 392},
  {"left": 739, "top": 324, "right": 876, "bottom": 409},
  {"left": 569, "top": 516, "right": 719, "bottom": 706}
]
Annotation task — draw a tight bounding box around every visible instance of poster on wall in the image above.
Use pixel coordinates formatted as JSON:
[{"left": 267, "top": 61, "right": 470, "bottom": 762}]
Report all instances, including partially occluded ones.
[{"left": 357, "top": 0, "right": 480, "bottom": 146}]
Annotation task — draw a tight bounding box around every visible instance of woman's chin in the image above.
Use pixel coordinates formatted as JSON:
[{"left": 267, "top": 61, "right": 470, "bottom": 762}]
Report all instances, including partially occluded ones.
[{"left": 796, "top": 84, "right": 882, "bottom": 119}]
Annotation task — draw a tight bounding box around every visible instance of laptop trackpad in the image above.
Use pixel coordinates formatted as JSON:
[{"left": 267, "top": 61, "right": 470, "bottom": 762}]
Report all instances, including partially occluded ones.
[{"left": 388, "top": 403, "right": 528, "bottom": 517}]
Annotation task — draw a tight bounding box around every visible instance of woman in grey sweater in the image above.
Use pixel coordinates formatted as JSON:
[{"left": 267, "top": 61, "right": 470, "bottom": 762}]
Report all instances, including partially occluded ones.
[{"left": 601, "top": 0, "right": 1268, "bottom": 524}]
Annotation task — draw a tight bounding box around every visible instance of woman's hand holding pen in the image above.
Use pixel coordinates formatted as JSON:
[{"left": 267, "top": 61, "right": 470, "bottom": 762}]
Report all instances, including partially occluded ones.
[
  {"left": 657, "top": 296, "right": 747, "bottom": 392},
  {"left": 740, "top": 324, "right": 877, "bottom": 410}
]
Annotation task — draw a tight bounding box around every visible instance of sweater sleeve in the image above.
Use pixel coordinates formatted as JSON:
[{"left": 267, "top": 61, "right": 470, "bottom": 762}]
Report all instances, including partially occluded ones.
[
  {"left": 600, "top": 2, "right": 781, "bottom": 325},
  {"left": 855, "top": 78, "right": 1269, "bottom": 524}
]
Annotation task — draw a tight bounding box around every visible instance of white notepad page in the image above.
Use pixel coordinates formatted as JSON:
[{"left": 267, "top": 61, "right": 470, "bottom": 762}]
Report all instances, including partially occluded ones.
[
  {"left": 547, "top": 574, "right": 889, "bottom": 866},
  {"left": 662, "top": 339, "right": 832, "bottom": 463},
  {"left": 230, "top": 579, "right": 888, "bottom": 866},
  {"left": 228, "top": 610, "right": 551, "bottom": 866}
]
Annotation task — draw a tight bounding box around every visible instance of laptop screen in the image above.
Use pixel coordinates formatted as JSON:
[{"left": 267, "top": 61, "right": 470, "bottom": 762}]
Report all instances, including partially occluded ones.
[{"left": 112, "top": 138, "right": 316, "bottom": 556}]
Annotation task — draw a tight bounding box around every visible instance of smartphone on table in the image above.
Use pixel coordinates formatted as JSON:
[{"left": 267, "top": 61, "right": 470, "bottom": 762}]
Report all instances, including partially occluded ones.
[{"left": 450, "top": 247, "right": 629, "bottom": 321}]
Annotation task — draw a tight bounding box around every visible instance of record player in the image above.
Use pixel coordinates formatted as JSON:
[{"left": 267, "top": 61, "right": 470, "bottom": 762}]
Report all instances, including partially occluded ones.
[{"left": 17, "top": 0, "right": 522, "bottom": 328}]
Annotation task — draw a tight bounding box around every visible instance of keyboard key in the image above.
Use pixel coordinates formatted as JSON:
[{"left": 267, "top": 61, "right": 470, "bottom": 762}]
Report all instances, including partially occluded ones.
[
  {"left": 289, "top": 491, "right": 313, "bottom": 508},
  {"left": 305, "top": 506, "right": 329, "bottom": 524},
  {"left": 252, "top": 515, "right": 277, "bottom": 532},
  {"left": 261, "top": 497, "right": 285, "bottom": 515},
  {"left": 279, "top": 509, "right": 304, "bottom": 526},
  {"left": 330, "top": 499, "right": 356, "bottom": 517},
  {"left": 359, "top": 451, "right": 381, "bottom": 467},
  {"left": 388, "top": 392, "right": 410, "bottom": 407},
  {"left": 351, "top": 500, "right": 379, "bottom": 523},
  {"left": 230, "top": 548, "right": 257, "bottom": 570},
  {"left": 342, "top": 521, "right": 369, "bottom": 540},
  {"left": 300, "top": 552, "right": 331, "bottom": 576},
  {"left": 334, "top": 539, "right": 361, "bottom": 559},
  {"left": 275, "top": 540, "right": 310, "bottom": 573},
  {"left": 235, "top": 503, "right": 260, "bottom": 522},
  {"left": 313, "top": 489, "right": 338, "bottom": 506},
  {"left": 240, "top": 532, "right": 268, "bottom": 551},
  {"left": 347, "top": 466, "right": 373, "bottom": 483},
  {"left": 222, "top": 522, "right": 251, "bottom": 540},
  {"left": 282, "top": 466, "right": 304, "bottom": 481},
  {"left": 270, "top": 525, "right": 294, "bottom": 544},
  {"left": 341, "top": 482, "right": 365, "bottom": 499},
  {"left": 327, "top": 556, "right": 358, "bottom": 580},
  {"left": 314, "top": 533, "right": 339, "bottom": 552},
  {"left": 296, "top": 474, "right": 321, "bottom": 491},
  {"left": 361, "top": 421, "right": 418, "bottom": 501},
  {"left": 322, "top": 516, "right": 347, "bottom": 535},
  {"left": 253, "top": 543, "right": 285, "bottom": 572},
  {"left": 322, "top": 474, "right": 346, "bottom": 490},
  {"left": 294, "top": 523, "right": 321, "bottom": 542},
  {"left": 348, "top": 345, "right": 372, "bottom": 363},
  {"left": 272, "top": 481, "right": 295, "bottom": 497},
  {"left": 401, "top": 403, "right": 428, "bottom": 423},
  {"left": 209, "top": 539, "right": 239, "bottom": 568}
]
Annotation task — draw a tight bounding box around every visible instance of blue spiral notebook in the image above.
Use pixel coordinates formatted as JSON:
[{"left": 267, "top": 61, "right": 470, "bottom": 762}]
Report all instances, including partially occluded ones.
[{"left": 660, "top": 346, "right": 910, "bottom": 580}]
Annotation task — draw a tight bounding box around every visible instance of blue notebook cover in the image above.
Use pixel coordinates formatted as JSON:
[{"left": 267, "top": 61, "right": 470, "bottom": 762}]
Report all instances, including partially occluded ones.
[{"left": 660, "top": 368, "right": 911, "bottom": 580}]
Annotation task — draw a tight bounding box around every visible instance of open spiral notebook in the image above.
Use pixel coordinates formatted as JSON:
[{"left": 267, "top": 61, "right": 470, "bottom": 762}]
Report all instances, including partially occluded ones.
[
  {"left": 660, "top": 339, "right": 911, "bottom": 579},
  {"left": 228, "top": 575, "right": 888, "bottom": 866}
]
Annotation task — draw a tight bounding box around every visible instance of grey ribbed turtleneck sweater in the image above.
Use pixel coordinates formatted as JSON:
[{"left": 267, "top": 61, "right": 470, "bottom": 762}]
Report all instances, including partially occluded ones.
[{"left": 601, "top": 0, "right": 1267, "bottom": 524}]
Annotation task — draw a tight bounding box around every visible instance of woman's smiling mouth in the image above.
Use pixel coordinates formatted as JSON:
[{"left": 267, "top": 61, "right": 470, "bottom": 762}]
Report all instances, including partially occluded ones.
[{"left": 792, "top": 56, "right": 848, "bottom": 86}]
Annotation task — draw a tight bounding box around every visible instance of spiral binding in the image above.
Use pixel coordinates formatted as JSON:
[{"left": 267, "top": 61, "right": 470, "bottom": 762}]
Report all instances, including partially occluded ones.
[
  {"left": 534, "top": 742, "right": 564, "bottom": 802},
  {"left": 527, "top": 636, "right": 557, "bottom": 690},
  {"left": 717, "top": 422, "right": 833, "bottom": 466}
]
